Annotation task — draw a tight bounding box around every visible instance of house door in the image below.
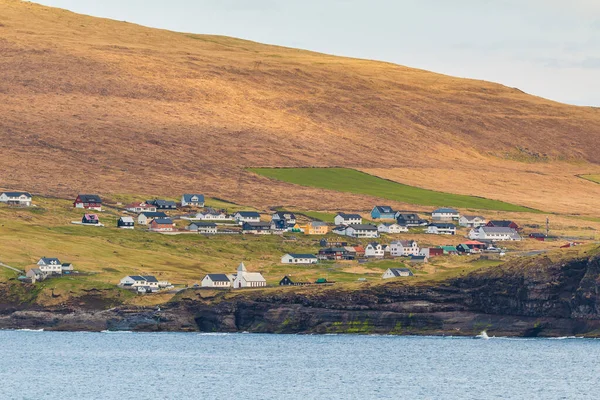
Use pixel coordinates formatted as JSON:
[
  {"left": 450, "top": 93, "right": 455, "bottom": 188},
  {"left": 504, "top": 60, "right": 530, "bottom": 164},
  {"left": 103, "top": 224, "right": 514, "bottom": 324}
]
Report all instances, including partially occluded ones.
[{"left": 238, "top": 282, "right": 241, "bottom": 288}]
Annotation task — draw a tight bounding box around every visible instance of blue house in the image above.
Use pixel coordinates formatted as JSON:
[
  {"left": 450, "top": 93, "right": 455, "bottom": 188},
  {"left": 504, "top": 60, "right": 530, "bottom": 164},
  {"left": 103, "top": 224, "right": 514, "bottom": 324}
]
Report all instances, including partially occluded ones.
[{"left": 371, "top": 206, "right": 396, "bottom": 220}]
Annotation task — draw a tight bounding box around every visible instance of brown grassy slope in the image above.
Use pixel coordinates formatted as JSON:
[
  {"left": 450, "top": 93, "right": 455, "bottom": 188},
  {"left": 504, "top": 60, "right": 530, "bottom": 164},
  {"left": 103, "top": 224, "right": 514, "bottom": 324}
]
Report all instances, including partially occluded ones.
[{"left": 1, "top": 0, "right": 600, "bottom": 211}]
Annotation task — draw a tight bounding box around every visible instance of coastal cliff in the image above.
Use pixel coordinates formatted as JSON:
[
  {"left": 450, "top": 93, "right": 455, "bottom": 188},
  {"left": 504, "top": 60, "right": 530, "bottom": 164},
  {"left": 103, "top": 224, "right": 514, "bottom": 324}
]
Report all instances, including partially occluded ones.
[{"left": 1, "top": 252, "right": 599, "bottom": 337}]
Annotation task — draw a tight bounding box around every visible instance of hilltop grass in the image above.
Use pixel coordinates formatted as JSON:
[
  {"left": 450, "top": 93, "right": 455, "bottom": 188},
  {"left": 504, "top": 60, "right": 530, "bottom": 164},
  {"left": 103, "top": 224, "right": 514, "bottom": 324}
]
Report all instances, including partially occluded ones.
[
  {"left": 578, "top": 175, "right": 600, "bottom": 184},
  {"left": 250, "top": 168, "right": 538, "bottom": 212}
]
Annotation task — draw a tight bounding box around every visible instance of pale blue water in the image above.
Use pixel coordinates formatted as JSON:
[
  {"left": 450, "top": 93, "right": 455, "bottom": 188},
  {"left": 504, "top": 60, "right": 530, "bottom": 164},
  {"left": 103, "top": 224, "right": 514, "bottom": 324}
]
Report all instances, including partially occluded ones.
[{"left": 0, "top": 331, "right": 598, "bottom": 400}]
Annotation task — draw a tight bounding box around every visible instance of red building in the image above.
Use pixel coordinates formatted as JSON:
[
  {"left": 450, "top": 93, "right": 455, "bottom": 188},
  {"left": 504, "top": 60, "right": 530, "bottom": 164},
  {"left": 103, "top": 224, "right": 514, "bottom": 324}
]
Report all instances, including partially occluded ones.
[{"left": 74, "top": 194, "right": 102, "bottom": 211}]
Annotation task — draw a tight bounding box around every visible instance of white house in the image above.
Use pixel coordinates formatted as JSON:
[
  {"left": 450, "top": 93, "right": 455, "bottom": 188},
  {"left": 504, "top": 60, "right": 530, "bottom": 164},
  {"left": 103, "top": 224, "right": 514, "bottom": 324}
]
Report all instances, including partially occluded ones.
[
  {"left": 459, "top": 215, "right": 487, "bottom": 228},
  {"left": 118, "top": 275, "right": 160, "bottom": 291},
  {"left": 137, "top": 212, "right": 167, "bottom": 225},
  {"left": 201, "top": 273, "right": 233, "bottom": 288},
  {"left": 37, "top": 257, "right": 62, "bottom": 275},
  {"left": 234, "top": 211, "right": 261, "bottom": 224},
  {"left": 181, "top": 194, "right": 205, "bottom": 207},
  {"left": 334, "top": 213, "right": 362, "bottom": 226},
  {"left": 426, "top": 223, "right": 457, "bottom": 235},
  {"left": 26, "top": 268, "right": 47, "bottom": 283},
  {"left": 271, "top": 212, "right": 297, "bottom": 225},
  {"left": 365, "top": 243, "right": 385, "bottom": 258},
  {"left": 125, "top": 202, "right": 157, "bottom": 213},
  {"left": 187, "top": 222, "right": 218, "bottom": 234},
  {"left": 193, "top": 209, "right": 230, "bottom": 221},
  {"left": 378, "top": 223, "right": 408, "bottom": 234},
  {"left": 340, "top": 224, "right": 379, "bottom": 238},
  {"left": 0, "top": 191, "right": 32, "bottom": 207},
  {"left": 281, "top": 253, "right": 318, "bottom": 264},
  {"left": 382, "top": 268, "right": 414, "bottom": 279},
  {"left": 469, "top": 227, "right": 522, "bottom": 241},
  {"left": 389, "top": 240, "right": 419, "bottom": 257},
  {"left": 431, "top": 208, "right": 460, "bottom": 222},
  {"left": 232, "top": 262, "right": 267, "bottom": 289}
]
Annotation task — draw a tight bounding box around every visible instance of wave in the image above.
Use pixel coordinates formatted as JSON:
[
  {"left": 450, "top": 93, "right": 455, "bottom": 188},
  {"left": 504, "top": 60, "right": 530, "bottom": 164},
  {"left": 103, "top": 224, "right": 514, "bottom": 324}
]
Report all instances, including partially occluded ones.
[
  {"left": 100, "top": 330, "right": 133, "bottom": 334},
  {"left": 16, "top": 328, "right": 44, "bottom": 332}
]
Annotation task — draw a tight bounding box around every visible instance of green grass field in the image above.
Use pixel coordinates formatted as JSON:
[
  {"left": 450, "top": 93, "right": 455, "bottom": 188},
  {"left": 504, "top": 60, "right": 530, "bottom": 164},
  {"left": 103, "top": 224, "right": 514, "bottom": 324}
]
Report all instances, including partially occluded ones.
[
  {"left": 250, "top": 167, "right": 537, "bottom": 212},
  {"left": 578, "top": 174, "right": 600, "bottom": 184}
]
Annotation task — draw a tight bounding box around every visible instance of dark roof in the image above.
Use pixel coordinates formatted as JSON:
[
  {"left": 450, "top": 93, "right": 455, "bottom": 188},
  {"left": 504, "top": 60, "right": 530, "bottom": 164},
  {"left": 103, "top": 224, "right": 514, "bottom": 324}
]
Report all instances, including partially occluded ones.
[
  {"left": 77, "top": 194, "right": 102, "bottom": 203},
  {"left": 396, "top": 213, "right": 420, "bottom": 220},
  {"left": 206, "top": 274, "right": 230, "bottom": 282},
  {"left": 429, "top": 223, "right": 456, "bottom": 229},
  {"left": 411, "top": 255, "right": 427, "bottom": 260},
  {"left": 373, "top": 206, "right": 395, "bottom": 213},
  {"left": 337, "top": 213, "right": 362, "bottom": 219},
  {"left": 1, "top": 191, "right": 32, "bottom": 197},
  {"left": 433, "top": 208, "right": 459, "bottom": 214},
  {"left": 390, "top": 268, "right": 414, "bottom": 276},
  {"left": 182, "top": 194, "right": 205, "bottom": 202},
  {"left": 129, "top": 275, "right": 158, "bottom": 283},
  {"left": 488, "top": 220, "right": 516, "bottom": 227},
  {"left": 149, "top": 199, "right": 177, "bottom": 207},
  {"left": 236, "top": 211, "right": 261, "bottom": 218},
  {"left": 243, "top": 222, "right": 271, "bottom": 228},
  {"left": 189, "top": 222, "right": 217, "bottom": 228},
  {"left": 273, "top": 211, "right": 296, "bottom": 219},
  {"left": 348, "top": 224, "right": 378, "bottom": 231},
  {"left": 152, "top": 218, "right": 174, "bottom": 224},
  {"left": 39, "top": 257, "right": 61, "bottom": 264},
  {"left": 287, "top": 253, "right": 317, "bottom": 259},
  {"left": 140, "top": 212, "right": 167, "bottom": 218}
]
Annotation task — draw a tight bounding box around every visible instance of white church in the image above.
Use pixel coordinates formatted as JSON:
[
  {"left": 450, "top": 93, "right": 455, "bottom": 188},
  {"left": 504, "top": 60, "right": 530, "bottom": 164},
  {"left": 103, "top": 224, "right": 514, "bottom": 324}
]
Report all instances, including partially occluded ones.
[{"left": 233, "top": 262, "right": 267, "bottom": 289}]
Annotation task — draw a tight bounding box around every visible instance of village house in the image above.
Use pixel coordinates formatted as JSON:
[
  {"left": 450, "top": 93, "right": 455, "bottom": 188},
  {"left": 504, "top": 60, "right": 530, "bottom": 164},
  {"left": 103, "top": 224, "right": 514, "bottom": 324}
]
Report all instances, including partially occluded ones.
[
  {"left": 194, "top": 209, "right": 230, "bottom": 221},
  {"left": 73, "top": 194, "right": 102, "bottom": 211},
  {"left": 426, "top": 223, "right": 457, "bottom": 235},
  {"left": 318, "top": 247, "right": 350, "bottom": 261},
  {"left": 410, "top": 255, "right": 429, "bottom": 264},
  {"left": 389, "top": 240, "right": 419, "bottom": 257},
  {"left": 242, "top": 221, "right": 273, "bottom": 234},
  {"left": 201, "top": 274, "right": 233, "bottom": 288},
  {"left": 440, "top": 245, "right": 459, "bottom": 255},
  {"left": 279, "top": 276, "right": 295, "bottom": 286},
  {"left": 378, "top": 223, "right": 408, "bottom": 234},
  {"left": 147, "top": 199, "right": 177, "bottom": 210},
  {"left": 137, "top": 211, "right": 168, "bottom": 225},
  {"left": 419, "top": 247, "right": 444, "bottom": 258},
  {"left": 26, "top": 268, "right": 46, "bottom": 283},
  {"left": 125, "top": 202, "right": 157, "bottom": 213},
  {"left": 37, "top": 257, "right": 63, "bottom": 275},
  {"left": 319, "top": 239, "right": 348, "bottom": 247},
  {"left": 270, "top": 220, "right": 289, "bottom": 233},
  {"left": 457, "top": 241, "right": 487, "bottom": 254},
  {"left": 82, "top": 213, "right": 101, "bottom": 225},
  {"left": 181, "top": 194, "right": 205, "bottom": 207},
  {"left": 334, "top": 213, "right": 362, "bottom": 226},
  {"left": 432, "top": 208, "right": 460, "bottom": 222},
  {"left": 187, "top": 222, "right": 218, "bottom": 234},
  {"left": 469, "top": 226, "right": 522, "bottom": 241},
  {"left": 365, "top": 243, "right": 386, "bottom": 258},
  {"left": 232, "top": 262, "right": 267, "bottom": 289},
  {"left": 117, "top": 216, "right": 135, "bottom": 229},
  {"left": 61, "top": 262, "right": 75, "bottom": 273},
  {"left": 396, "top": 213, "right": 428, "bottom": 227},
  {"left": 529, "top": 232, "right": 547, "bottom": 241},
  {"left": 371, "top": 206, "right": 397, "bottom": 220},
  {"left": 281, "top": 253, "right": 318, "bottom": 264},
  {"left": 486, "top": 220, "right": 520, "bottom": 230},
  {"left": 335, "top": 224, "right": 379, "bottom": 238},
  {"left": 119, "top": 275, "right": 160, "bottom": 293},
  {"left": 149, "top": 217, "right": 175, "bottom": 232},
  {"left": 459, "top": 215, "right": 487, "bottom": 228},
  {"left": 294, "top": 221, "right": 329, "bottom": 235},
  {"left": 0, "top": 191, "right": 32, "bottom": 207},
  {"left": 234, "top": 211, "right": 261, "bottom": 224},
  {"left": 382, "top": 268, "right": 414, "bottom": 279},
  {"left": 271, "top": 211, "right": 297, "bottom": 226}
]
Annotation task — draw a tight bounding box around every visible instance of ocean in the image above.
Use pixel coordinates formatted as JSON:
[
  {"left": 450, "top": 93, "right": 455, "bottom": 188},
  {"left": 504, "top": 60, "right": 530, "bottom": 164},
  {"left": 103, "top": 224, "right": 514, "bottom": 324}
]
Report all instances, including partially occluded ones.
[{"left": 1, "top": 331, "right": 598, "bottom": 399}]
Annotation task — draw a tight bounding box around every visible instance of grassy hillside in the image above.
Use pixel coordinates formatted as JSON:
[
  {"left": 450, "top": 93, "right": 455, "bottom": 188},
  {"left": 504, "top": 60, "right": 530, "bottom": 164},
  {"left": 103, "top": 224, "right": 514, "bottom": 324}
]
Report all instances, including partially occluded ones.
[
  {"left": 251, "top": 168, "right": 535, "bottom": 212},
  {"left": 1, "top": 0, "right": 600, "bottom": 215}
]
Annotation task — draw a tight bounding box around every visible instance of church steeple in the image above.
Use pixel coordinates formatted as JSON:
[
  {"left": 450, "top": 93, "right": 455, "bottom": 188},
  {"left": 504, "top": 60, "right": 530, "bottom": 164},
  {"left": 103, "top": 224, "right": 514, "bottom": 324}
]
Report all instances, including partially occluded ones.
[{"left": 237, "top": 262, "right": 247, "bottom": 273}]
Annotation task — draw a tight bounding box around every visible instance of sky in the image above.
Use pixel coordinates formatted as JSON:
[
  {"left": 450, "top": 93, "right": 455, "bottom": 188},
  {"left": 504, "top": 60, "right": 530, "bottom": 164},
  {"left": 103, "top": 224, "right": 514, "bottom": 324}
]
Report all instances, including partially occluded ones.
[{"left": 36, "top": 0, "right": 600, "bottom": 106}]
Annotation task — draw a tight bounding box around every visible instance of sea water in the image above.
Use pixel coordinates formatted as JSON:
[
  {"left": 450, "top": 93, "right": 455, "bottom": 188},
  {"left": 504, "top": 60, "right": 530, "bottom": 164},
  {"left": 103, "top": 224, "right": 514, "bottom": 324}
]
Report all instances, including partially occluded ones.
[{"left": 0, "top": 331, "right": 598, "bottom": 399}]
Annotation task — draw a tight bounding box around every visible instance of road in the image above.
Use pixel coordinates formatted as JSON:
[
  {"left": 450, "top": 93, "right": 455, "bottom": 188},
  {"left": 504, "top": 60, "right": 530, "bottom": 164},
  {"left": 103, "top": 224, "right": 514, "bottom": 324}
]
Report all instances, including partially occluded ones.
[{"left": 0, "top": 261, "right": 24, "bottom": 274}]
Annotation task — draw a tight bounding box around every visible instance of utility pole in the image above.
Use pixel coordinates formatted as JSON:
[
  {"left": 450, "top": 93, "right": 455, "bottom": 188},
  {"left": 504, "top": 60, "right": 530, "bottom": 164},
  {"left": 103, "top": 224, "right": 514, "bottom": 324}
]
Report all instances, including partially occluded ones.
[{"left": 546, "top": 217, "right": 550, "bottom": 237}]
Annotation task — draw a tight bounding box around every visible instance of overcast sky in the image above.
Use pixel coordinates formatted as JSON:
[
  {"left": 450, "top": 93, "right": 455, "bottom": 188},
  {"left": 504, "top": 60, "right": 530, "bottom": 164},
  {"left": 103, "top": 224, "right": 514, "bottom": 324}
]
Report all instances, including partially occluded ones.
[{"left": 36, "top": 0, "right": 600, "bottom": 106}]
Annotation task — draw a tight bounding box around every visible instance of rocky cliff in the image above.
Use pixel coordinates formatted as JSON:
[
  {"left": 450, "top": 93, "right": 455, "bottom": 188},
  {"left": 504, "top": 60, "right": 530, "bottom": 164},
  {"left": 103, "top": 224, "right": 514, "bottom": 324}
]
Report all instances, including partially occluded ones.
[{"left": 1, "top": 252, "right": 599, "bottom": 336}]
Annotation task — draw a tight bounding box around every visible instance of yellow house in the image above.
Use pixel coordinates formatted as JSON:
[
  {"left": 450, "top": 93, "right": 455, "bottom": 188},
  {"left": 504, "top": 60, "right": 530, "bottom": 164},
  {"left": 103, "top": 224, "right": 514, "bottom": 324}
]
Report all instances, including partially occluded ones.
[{"left": 294, "top": 221, "right": 329, "bottom": 235}]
